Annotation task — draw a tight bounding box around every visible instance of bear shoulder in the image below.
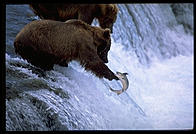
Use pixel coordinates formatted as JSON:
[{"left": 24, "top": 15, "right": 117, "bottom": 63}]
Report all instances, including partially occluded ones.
[{"left": 65, "top": 19, "right": 92, "bottom": 31}]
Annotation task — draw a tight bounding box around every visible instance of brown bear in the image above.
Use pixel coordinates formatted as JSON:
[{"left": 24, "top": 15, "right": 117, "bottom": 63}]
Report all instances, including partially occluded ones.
[
  {"left": 29, "top": 4, "right": 118, "bottom": 33},
  {"left": 14, "top": 19, "right": 119, "bottom": 81}
]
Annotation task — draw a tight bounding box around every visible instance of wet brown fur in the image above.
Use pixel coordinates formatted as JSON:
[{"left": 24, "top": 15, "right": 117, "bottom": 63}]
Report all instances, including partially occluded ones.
[
  {"left": 29, "top": 4, "right": 118, "bottom": 32},
  {"left": 14, "top": 19, "right": 119, "bottom": 81}
]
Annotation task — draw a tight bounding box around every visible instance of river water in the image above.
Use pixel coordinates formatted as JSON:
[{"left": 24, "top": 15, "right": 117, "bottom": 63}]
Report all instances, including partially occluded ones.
[{"left": 5, "top": 4, "right": 193, "bottom": 130}]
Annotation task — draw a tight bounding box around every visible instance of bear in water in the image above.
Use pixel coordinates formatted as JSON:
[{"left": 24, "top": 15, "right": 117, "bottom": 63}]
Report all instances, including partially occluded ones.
[
  {"left": 14, "top": 19, "right": 119, "bottom": 81},
  {"left": 29, "top": 4, "right": 118, "bottom": 33}
]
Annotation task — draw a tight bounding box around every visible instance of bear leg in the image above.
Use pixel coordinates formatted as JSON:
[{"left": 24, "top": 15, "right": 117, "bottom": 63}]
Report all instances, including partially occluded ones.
[
  {"left": 85, "top": 61, "right": 119, "bottom": 81},
  {"left": 14, "top": 41, "right": 55, "bottom": 71},
  {"left": 79, "top": 52, "right": 119, "bottom": 81},
  {"left": 58, "top": 60, "right": 68, "bottom": 67}
]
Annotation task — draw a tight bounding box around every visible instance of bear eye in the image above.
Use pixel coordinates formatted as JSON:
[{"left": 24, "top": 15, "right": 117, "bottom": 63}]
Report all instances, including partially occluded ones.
[{"left": 103, "top": 18, "right": 111, "bottom": 24}]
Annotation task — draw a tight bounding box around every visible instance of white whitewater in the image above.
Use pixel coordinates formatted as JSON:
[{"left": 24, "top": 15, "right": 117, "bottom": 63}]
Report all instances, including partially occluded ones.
[{"left": 6, "top": 4, "right": 193, "bottom": 130}]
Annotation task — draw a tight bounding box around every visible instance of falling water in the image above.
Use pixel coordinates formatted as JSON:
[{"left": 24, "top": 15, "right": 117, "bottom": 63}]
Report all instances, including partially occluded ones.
[{"left": 5, "top": 4, "right": 193, "bottom": 130}]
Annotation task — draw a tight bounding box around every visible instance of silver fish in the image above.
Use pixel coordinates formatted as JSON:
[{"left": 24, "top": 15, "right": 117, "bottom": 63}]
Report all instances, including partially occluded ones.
[{"left": 110, "top": 72, "right": 129, "bottom": 95}]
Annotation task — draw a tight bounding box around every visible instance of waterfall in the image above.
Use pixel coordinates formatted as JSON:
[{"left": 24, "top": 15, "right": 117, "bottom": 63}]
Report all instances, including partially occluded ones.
[{"left": 5, "top": 4, "right": 193, "bottom": 130}]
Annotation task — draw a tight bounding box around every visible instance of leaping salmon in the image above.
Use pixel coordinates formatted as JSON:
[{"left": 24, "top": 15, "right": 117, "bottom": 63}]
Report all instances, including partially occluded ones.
[{"left": 109, "top": 72, "right": 129, "bottom": 95}]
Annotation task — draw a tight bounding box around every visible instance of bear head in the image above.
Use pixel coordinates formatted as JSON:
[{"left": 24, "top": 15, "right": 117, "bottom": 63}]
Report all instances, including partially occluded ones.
[{"left": 98, "top": 4, "right": 118, "bottom": 33}]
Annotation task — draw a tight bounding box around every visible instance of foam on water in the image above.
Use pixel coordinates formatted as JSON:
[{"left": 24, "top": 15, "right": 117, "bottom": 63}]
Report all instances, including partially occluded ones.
[{"left": 5, "top": 4, "right": 193, "bottom": 130}]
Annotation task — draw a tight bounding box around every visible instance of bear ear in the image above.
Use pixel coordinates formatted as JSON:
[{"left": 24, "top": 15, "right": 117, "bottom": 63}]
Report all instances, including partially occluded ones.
[
  {"left": 103, "top": 28, "right": 111, "bottom": 39},
  {"left": 108, "top": 4, "right": 118, "bottom": 13}
]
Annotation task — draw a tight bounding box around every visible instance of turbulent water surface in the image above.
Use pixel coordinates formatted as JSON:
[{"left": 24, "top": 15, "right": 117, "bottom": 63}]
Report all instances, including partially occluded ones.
[{"left": 5, "top": 4, "right": 193, "bottom": 130}]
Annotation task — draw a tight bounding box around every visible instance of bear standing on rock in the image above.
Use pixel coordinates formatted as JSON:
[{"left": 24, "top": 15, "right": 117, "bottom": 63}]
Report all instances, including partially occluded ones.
[
  {"left": 29, "top": 4, "right": 118, "bottom": 33},
  {"left": 14, "top": 19, "right": 119, "bottom": 81}
]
